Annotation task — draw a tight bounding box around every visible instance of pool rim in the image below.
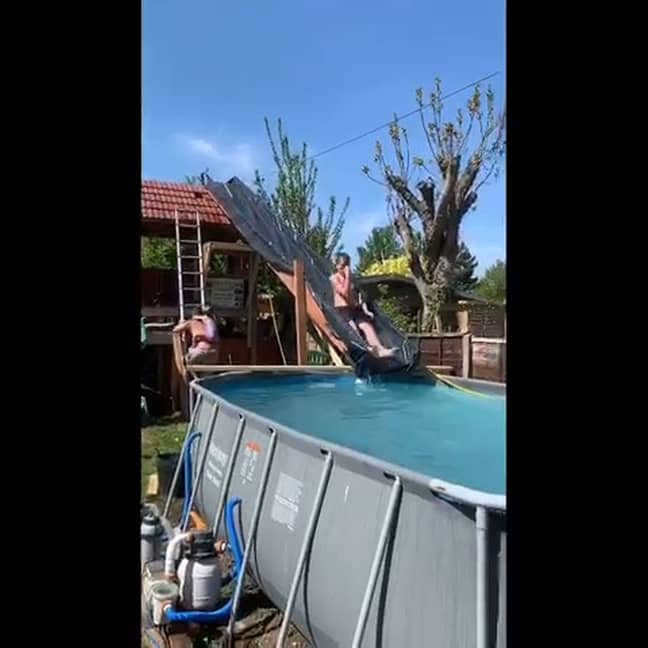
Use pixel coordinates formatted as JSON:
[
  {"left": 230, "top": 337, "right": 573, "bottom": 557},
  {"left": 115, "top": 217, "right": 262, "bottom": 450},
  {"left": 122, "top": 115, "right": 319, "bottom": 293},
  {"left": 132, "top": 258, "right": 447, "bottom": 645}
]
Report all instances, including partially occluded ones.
[{"left": 191, "top": 370, "right": 506, "bottom": 512}]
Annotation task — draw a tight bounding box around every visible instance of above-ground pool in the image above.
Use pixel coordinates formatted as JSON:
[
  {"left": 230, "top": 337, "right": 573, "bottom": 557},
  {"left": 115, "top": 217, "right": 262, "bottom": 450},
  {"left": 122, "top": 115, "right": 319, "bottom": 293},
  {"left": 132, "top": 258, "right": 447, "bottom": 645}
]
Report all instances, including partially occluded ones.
[
  {"left": 210, "top": 373, "right": 505, "bottom": 496},
  {"left": 187, "top": 371, "right": 506, "bottom": 647}
]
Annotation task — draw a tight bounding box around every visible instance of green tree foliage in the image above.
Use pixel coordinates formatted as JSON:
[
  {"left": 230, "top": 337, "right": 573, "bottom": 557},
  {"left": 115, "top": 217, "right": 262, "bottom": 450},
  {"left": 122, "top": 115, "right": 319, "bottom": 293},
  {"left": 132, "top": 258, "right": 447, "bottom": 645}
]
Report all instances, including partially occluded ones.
[
  {"left": 374, "top": 285, "right": 418, "bottom": 333},
  {"left": 448, "top": 242, "right": 479, "bottom": 293},
  {"left": 475, "top": 260, "right": 506, "bottom": 303},
  {"left": 356, "top": 225, "right": 403, "bottom": 273},
  {"left": 363, "top": 79, "right": 505, "bottom": 331},
  {"left": 255, "top": 118, "right": 349, "bottom": 260},
  {"left": 141, "top": 237, "right": 176, "bottom": 269}
]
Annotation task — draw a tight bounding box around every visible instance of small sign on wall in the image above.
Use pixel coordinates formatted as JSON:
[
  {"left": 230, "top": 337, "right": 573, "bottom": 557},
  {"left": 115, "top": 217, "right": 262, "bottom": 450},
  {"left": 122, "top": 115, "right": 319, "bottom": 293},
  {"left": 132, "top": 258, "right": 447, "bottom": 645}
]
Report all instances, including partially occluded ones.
[{"left": 207, "top": 278, "right": 245, "bottom": 310}]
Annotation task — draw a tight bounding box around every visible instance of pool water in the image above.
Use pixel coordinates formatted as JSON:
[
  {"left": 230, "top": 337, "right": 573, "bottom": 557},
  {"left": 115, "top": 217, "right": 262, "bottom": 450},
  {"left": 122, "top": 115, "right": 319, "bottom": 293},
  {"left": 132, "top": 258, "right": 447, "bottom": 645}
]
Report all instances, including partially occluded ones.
[{"left": 208, "top": 374, "right": 506, "bottom": 495}]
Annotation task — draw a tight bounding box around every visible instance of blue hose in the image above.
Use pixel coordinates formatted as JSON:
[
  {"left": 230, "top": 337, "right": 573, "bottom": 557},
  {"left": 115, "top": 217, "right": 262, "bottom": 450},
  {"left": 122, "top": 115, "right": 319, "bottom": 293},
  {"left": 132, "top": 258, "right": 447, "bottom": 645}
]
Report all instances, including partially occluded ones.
[
  {"left": 164, "top": 497, "right": 244, "bottom": 625},
  {"left": 180, "top": 432, "right": 202, "bottom": 527}
]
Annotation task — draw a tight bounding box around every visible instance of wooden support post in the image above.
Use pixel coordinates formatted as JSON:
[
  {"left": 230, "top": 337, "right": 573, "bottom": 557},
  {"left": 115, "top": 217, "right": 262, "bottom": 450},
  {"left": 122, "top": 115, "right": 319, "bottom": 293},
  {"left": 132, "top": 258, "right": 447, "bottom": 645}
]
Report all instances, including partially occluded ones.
[
  {"left": 170, "top": 351, "right": 178, "bottom": 412},
  {"left": 461, "top": 333, "right": 472, "bottom": 379},
  {"left": 457, "top": 302, "right": 470, "bottom": 333},
  {"left": 293, "top": 259, "right": 308, "bottom": 365},
  {"left": 247, "top": 253, "right": 259, "bottom": 364},
  {"left": 156, "top": 346, "right": 166, "bottom": 406}
]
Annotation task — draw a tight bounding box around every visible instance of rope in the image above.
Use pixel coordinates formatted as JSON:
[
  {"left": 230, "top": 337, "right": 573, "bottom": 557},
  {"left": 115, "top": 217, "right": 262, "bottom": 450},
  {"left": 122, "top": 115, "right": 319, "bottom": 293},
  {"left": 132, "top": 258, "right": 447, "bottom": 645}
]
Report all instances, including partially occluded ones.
[{"left": 267, "top": 294, "right": 288, "bottom": 365}]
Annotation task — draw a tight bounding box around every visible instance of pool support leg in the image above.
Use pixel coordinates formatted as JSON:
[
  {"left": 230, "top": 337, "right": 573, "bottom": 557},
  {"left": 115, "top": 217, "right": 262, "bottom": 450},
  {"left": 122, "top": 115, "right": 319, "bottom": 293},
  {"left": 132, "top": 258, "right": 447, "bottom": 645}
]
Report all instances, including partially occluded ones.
[
  {"left": 181, "top": 402, "right": 219, "bottom": 532},
  {"left": 226, "top": 429, "right": 278, "bottom": 646},
  {"left": 276, "top": 451, "right": 334, "bottom": 647},
  {"left": 162, "top": 392, "right": 203, "bottom": 519},
  {"left": 476, "top": 505, "right": 489, "bottom": 648},
  {"left": 351, "top": 475, "right": 402, "bottom": 648},
  {"left": 180, "top": 432, "right": 203, "bottom": 526},
  {"left": 212, "top": 415, "right": 247, "bottom": 538}
]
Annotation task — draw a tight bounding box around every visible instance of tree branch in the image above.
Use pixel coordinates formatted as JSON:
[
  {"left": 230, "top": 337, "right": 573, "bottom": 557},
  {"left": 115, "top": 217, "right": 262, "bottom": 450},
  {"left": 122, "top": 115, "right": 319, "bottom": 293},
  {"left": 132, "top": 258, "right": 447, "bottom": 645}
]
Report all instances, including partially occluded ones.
[
  {"left": 425, "top": 156, "right": 460, "bottom": 266},
  {"left": 416, "top": 179, "right": 437, "bottom": 251},
  {"left": 458, "top": 191, "right": 478, "bottom": 218},
  {"left": 416, "top": 180, "right": 435, "bottom": 216},
  {"left": 455, "top": 157, "right": 480, "bottom": 209},
  {"left": 361, "top": 167, "right": 389, "bottom": 187},
  {"left": 391, "top": 204, "right": 424, "bottom": 279},
  {"left": 385, "top": 170, "right": 428, "bottom": 217},
  {"left": 473, "top": 159, "right": 498, "bottom": 194}
]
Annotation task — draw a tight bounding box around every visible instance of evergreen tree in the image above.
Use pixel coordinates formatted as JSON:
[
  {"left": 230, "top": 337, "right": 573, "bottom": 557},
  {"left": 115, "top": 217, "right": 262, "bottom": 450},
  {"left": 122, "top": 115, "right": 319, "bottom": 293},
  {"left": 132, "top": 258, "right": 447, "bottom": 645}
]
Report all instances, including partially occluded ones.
[
  {"left": 475, "top": 260, "right": 506, "bottom": 303},
  {"left": 448, "top": 242, "right": 479, "bottom": 293}
]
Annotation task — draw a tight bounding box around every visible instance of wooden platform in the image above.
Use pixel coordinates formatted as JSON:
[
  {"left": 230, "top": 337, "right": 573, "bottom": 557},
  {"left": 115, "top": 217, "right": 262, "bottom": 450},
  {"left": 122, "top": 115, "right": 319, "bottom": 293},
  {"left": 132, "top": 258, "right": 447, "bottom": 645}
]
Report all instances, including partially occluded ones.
[{"left": 186, "top": 364, "right": 455, "bottom": 375}]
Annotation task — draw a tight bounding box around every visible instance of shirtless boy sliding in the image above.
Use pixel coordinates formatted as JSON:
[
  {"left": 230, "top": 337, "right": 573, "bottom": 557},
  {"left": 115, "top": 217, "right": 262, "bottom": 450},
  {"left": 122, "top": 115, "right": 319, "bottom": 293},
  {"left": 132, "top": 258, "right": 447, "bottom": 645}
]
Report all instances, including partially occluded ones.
[{"left": 330, "top": 253, "right": 396, "bottom": 358}]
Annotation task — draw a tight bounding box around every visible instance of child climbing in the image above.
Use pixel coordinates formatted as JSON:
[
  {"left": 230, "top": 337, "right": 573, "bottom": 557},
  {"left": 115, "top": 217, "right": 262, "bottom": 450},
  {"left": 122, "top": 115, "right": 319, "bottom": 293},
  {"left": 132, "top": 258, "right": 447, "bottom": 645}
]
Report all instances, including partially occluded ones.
[{"left": 173, "top": 306, "right": 220, "bottom": 362}]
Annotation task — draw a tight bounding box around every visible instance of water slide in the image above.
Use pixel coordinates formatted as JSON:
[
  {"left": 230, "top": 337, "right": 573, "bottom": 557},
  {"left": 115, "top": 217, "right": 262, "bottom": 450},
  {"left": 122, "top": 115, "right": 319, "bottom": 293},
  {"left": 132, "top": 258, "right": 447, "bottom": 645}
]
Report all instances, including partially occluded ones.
[{"left": 206, "top": 177, "right": 423, "bottom": 378}]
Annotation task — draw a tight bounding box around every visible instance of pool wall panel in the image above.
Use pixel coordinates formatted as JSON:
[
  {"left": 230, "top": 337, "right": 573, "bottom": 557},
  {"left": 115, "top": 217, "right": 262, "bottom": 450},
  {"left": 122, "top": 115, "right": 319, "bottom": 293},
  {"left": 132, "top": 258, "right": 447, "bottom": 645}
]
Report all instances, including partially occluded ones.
[{"left": 190, "top": 376, "right": 506, "bottom": 647}]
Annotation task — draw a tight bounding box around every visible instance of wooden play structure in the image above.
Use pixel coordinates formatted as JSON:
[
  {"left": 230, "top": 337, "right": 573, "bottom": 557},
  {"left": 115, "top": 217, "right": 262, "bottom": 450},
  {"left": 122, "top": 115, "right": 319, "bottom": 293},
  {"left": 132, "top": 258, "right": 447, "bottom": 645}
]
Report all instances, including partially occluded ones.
[
  {"left": 141, "top": 181, "right": 345, "bottom": 415},
  {"left": 141, "top": 181, "right": 279, "bottom": 413}
]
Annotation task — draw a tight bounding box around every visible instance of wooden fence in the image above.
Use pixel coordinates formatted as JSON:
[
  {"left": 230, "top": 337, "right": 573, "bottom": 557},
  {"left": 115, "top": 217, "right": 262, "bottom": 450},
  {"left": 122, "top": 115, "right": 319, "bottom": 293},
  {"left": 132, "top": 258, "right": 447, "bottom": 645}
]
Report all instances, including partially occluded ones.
[
  {"left": 407, "top": 333, "right": 506, "bottom": 383},
  {"left": 470, "top": 337, "right": 506, "bottom": 383}
]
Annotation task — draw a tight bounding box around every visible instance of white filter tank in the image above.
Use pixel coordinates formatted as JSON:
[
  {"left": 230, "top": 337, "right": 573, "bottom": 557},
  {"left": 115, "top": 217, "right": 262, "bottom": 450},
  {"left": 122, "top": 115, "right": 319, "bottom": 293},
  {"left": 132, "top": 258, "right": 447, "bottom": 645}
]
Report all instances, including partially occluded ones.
[{"left": 177, "top": 531, "right": 221, "bottom": 611}]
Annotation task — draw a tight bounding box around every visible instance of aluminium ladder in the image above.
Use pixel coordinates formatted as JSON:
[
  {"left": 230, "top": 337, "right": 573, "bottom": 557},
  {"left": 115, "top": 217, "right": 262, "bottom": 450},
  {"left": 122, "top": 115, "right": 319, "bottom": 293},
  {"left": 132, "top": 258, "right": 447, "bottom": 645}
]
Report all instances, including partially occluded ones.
[{"left": 174, "top": 210, "right": 206, "bottom": 321}]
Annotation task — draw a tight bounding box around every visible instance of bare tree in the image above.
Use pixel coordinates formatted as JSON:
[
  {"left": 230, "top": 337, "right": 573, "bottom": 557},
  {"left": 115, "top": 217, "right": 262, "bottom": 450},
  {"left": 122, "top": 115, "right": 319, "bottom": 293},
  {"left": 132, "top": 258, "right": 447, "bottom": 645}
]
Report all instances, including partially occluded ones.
[{"left": 363, "top": 80, "right": 505, "bottom": 331}]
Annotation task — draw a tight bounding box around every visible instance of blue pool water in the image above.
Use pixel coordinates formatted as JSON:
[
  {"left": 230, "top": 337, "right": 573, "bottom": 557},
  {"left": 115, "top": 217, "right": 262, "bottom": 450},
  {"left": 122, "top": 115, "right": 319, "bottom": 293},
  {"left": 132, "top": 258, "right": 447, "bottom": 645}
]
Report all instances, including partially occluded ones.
[{"left": 208, "top": 374, "right": 506, "bottom": 495}]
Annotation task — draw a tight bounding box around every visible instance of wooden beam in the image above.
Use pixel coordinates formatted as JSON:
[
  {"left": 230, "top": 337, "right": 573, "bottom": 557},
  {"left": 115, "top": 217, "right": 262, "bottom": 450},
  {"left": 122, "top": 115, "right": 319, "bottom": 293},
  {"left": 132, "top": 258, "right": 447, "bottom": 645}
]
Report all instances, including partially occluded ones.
[
  {"left": 461, "top": 333, "right": 472, "bottom": 379},
  {"left": 141, "top": 306, "right": 178, "bottom": 318},
  {"left": 156, "top": 345, "right": 165, "bottom": 403},
  {"left": 204, "top": 240, "right": 252, "bottom": 253},
  {"left": 456, "top": 307, "right": 470, "bottom": 333},
  {"left": 247, "top": 253, "right": 260, "bottom": 364},
  {"left": 313, "top": 323, "right": 346, "bottom": 367},
  {"left": 146, "top": 330, "right": 173, "bottom": 345},
  {"left": 146, "top": 473, "right": 159, "bottom": 497},
  {"left": 172, "top": 333, "right": 186, "bottom": 378},
  {"left": 293, "top": 259, "right": 308, "bottom": 365},
  {"left": 170, "top": 351, "right": 179, "bottom": 412},
  {"left": 189, "top": 365, "right": 354, "bottom": 373},
  {"left": 271, "top": 267, "right": 348, "bottom": 354},
  {"left": 187, "top": 364, "right": 455, "bottom": 375}
]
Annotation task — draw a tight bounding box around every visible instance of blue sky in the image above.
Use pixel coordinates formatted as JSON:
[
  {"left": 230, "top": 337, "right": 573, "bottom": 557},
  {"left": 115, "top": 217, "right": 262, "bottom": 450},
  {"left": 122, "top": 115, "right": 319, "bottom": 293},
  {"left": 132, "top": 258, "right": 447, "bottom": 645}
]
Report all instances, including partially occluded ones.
[{"left": 142, "top": 0, "right": 505, "bottom": 275}]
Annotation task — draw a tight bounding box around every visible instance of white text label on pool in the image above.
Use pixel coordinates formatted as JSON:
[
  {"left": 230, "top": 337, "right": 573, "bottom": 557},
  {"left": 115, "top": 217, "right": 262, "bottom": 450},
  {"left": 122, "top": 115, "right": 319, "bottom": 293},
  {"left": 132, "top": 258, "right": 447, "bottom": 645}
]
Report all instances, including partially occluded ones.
[
  {"left": 271, "top": 472, "right": 303, "bottom": 532},
  {"left": 240, "top": 441, "right": 261, "bottom": 485}
]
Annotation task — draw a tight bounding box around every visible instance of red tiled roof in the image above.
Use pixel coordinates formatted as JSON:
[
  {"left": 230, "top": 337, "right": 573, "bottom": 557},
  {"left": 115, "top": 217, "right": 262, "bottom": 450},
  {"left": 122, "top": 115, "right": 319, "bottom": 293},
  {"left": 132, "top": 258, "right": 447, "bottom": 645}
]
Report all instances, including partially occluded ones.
[{"left": 141, "top": 180, "right": 232, "bottom": 225}]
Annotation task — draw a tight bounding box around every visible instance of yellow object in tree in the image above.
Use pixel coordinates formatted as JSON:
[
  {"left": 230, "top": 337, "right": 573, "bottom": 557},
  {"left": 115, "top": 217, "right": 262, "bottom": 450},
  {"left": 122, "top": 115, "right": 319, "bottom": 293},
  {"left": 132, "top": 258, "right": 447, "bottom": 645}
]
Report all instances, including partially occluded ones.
[{"left": 363, "top": 256, "right": 412, "bottom": 277}]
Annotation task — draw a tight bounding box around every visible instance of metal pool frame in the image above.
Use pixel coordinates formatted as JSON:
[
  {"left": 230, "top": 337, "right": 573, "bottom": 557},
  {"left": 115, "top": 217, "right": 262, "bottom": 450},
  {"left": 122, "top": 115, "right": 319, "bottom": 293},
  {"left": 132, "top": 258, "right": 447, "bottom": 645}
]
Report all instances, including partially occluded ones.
[{"left": 176, "top": 371, "right": 506, "bottom": 648}]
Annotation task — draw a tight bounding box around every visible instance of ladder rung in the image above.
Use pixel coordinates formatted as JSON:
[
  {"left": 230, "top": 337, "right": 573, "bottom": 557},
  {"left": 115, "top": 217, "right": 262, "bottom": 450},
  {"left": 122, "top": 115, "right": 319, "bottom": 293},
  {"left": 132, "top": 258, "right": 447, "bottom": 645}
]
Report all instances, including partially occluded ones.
[
  {"left": 178, "top": 222, "right": 199, "bottom": 228},
  {"left": 180, "top": 255, "right": 201, "bottom": 260},
  {"left": 183, "top": 271, "right": 202, "bottom": 275},
  {"left": 179, "top": 240, "right": 200, "bottom": 244},
  {"left": 183, "top": 287, "right": 202, "bottom": 291}
]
